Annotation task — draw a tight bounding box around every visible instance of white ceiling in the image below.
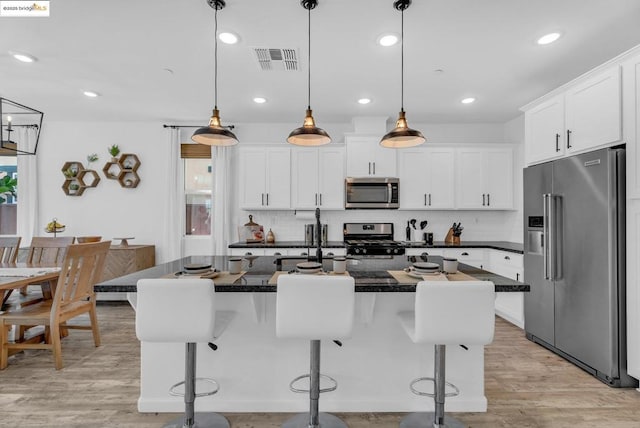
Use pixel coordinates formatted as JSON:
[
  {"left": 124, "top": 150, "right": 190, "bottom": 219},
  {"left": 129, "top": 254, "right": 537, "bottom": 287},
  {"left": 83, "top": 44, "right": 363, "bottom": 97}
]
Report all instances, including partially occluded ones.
[{"left": 1, "top": 0, "right": 640, "bottom": 126}]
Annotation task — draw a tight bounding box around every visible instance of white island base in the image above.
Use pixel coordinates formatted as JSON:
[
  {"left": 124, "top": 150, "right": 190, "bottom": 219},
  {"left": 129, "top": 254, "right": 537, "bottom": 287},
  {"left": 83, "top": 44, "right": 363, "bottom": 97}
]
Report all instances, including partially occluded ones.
[{"left": 131, "top": 292, "right": 488, "bottom": 413}]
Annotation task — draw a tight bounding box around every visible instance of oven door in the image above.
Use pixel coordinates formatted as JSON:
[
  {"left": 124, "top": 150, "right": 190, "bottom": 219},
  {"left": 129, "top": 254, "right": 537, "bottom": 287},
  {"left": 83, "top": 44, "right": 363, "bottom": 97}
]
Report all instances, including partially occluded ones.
[{"left": 345, "top": 177, "right": 399, "bottom": 209}]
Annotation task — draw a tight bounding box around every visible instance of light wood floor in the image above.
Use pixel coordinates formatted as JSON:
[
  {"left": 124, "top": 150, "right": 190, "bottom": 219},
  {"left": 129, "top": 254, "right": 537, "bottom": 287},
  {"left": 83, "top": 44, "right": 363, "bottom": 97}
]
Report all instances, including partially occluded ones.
[{"left": 1, "top": 302, "right": 639, "bottom": 427}]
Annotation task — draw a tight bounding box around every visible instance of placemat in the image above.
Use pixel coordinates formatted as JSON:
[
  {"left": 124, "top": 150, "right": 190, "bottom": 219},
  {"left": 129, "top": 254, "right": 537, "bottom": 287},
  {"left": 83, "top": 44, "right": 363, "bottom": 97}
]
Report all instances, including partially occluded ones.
[
  {"left": 165, "top": 270, "right": 246, "bottom": 285},
  {"left": 388, "top": 270, "right": 478, "bottom": 284},
  {"left": 268, "top": 270, "right": 350, "bottom": 285}
]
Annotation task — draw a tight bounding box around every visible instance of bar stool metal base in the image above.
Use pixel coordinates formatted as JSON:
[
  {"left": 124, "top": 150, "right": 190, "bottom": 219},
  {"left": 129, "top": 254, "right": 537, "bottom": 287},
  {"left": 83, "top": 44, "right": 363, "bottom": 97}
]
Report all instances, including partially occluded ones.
[
  {"left": 163, "top": 411, "right": 230, "bottom": 428},
  {"left": 399, "top": 411, "right": 466, "bottom": 428},
  {"left": 282, "top": 412, "right": 348, "bottom": 428}
]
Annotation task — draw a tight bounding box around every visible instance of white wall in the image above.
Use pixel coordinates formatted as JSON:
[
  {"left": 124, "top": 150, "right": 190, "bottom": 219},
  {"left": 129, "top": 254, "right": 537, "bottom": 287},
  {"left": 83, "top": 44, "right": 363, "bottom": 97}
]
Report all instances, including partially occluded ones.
[{"left": 33, "top": 119, "right": 524, "bottom": 260}]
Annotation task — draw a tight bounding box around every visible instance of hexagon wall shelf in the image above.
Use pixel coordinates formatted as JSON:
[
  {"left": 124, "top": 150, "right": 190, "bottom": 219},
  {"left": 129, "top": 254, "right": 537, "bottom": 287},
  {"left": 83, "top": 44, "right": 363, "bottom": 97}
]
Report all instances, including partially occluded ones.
[{"left": 61, "top": 161, "right": 100, "bottom": 196}]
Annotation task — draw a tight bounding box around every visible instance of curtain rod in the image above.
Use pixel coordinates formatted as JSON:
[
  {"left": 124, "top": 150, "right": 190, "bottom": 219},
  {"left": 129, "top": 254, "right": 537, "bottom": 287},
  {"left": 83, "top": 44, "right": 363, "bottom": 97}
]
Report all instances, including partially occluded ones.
[{"left": 163, "top": 124, "right": 235, "bottom": 130}]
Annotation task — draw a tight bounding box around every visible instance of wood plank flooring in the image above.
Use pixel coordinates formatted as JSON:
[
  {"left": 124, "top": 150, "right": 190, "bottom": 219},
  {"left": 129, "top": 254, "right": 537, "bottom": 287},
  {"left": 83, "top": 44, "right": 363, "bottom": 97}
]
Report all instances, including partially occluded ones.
[{"left": 1, "top": 302, "right": 639, "bottom": 427}]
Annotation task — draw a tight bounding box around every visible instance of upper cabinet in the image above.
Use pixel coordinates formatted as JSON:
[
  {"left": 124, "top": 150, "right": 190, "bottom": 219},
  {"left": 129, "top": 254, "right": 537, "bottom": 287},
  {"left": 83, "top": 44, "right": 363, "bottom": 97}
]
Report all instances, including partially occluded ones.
[
  {"left": 524, "top": 66, "right": 622, "bottom": 166},
  {"left": 398, "top": 148, "right": 455, "bottom": 209},
  {"left": 345, "top": 135, "right": 397, "bottom": 177},
  {"left": 291, "top": 147, "right": 345, "bottom": 210},
  {"left": 525, "top": 95, "right": 566, "bottom": 164},
  {"left": 239, "top": 147, "right": 291, "bottom": 210},
  {"left": 455, "top": 148, "right": 514, "bottom": 210}
]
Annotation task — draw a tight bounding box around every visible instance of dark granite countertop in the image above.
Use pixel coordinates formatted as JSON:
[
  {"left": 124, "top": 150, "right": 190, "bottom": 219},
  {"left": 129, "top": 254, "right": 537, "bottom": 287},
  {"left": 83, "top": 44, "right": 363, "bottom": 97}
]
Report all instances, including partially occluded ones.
[
  {"left": 95, "top": 255, "right": 529, "bottom": 294},
  {"left": 228, "top": 240, "right": 523, "bottom": 254},
  {"left": 229, "top": 241, "right": 346, "bottom": 249}
]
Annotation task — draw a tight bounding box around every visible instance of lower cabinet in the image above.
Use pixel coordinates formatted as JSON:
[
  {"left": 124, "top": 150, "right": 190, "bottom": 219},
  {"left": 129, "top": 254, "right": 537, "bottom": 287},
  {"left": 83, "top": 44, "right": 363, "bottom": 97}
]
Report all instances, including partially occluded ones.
[
  {"left": 488, "top": 250, "right": 524, "bottom": 329},
  {"left": 229, "top": 247, "right": 346, "bottom": 257},
  {"left": 443, "top": 248, "right": 485, "bottom": 269}
]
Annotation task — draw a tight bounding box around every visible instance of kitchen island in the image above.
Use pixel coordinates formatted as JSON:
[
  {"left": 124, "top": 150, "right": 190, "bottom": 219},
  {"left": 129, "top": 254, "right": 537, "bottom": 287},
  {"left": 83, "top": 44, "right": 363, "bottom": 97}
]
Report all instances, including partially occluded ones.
[{"left": 96, "top": 255, "right": 528, "bottom": 414}]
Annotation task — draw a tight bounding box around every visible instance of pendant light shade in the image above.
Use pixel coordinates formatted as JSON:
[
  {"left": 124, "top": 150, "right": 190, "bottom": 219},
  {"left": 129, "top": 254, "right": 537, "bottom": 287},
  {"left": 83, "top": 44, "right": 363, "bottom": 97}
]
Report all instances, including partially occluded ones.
[
  {"left": 380, "top": 0, "right": 425, "bottom": 148},
  {"left": 192, "top": 0, "right": 238, "bottom": 147},
  {"left": 287, "top": 0, "right": 331, "bottom": 146}
]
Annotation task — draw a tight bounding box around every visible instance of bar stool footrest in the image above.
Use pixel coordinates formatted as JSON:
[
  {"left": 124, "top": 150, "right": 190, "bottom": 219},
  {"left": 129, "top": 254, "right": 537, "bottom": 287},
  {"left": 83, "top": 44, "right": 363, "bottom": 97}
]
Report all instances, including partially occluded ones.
[
  {"left": 169, "top": 377, "right": 220, "bottom": 398},
  {"left": 409, "top": 377, "right": 460, "bottom": 398},
  {"left": 289, "top": 373, "right": 337, "bottom": 394}
]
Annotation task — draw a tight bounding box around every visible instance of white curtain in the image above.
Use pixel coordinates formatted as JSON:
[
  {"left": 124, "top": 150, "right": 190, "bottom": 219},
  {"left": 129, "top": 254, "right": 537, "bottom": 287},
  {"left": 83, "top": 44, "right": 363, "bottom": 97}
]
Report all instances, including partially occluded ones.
[
  {"left": 160, "top": 127, "right": 184, "bottom": 262},
  {"left": 16, "top": 127, "right": 38, "bottom": 245},
  {"left": 212, "top": 146, "right": 232, "bottom": 255}
]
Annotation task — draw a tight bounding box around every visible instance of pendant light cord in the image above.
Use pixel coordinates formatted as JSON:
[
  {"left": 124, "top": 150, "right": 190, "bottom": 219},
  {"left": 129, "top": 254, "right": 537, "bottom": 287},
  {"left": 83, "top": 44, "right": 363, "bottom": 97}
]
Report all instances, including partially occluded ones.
[
  {"left": 307, "top": 6, "right": 311, "bottom": 110},
  {"left": 214, "top": 6, "right": 218, "bottom": 110},
  {"left": 400, "top": 7, "right": 404, "bottom": 112}
]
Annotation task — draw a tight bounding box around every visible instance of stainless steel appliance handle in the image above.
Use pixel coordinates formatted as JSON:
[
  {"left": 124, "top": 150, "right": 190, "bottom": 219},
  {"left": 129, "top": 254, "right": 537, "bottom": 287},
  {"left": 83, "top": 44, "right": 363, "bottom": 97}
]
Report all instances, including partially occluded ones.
[
  {"left": 543, "top": 193, "right": 550, "bottom": 280},
  {"left": 388, "top": 184, "right": 392, "bottom": 204}
]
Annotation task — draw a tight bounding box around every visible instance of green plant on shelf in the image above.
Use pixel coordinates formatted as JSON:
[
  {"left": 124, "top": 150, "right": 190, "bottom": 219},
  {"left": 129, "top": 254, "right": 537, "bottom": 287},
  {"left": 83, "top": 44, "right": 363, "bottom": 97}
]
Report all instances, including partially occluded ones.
[
  {"left": 87, "top": 153, "right": 99, "bottom": 164},
  {"left": 108, "top": 144, "right": 120, "bottom": 159},
  {"left": 63, "top": 167, "right": 78, "bottom": 178}
]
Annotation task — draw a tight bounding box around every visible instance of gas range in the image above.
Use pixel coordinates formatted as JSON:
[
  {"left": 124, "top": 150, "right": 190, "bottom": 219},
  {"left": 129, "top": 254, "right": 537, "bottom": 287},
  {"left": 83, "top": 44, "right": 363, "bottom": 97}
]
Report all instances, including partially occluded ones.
[{"left": 343, "top": 223, "right": 406, "bottom": 256}]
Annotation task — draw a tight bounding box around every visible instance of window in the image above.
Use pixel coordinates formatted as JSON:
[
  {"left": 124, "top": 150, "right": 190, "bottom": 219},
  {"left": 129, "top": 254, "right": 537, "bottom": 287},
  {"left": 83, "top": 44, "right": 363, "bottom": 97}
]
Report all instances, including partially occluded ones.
[{"left": 182, "top": 144, "right": 212, "bottom": 236}]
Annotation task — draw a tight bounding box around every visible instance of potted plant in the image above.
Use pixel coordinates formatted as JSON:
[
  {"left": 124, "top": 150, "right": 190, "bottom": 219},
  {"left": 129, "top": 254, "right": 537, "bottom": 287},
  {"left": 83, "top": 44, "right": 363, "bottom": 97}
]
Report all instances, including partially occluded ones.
[
  {"left": 63, "top": 167, "right": 78, "bottom": 178},
  {"left": 69, "top": 183, "right": 80, "bottom": 193},
  {"left": 108, "top": 144, "right": 120, "bottom": 161},
  {"left": 87, "top": 153, "right": 99, "bottom": 164},
  {"left": 0, "top": 175, "right": 17, "bottom": 203}
]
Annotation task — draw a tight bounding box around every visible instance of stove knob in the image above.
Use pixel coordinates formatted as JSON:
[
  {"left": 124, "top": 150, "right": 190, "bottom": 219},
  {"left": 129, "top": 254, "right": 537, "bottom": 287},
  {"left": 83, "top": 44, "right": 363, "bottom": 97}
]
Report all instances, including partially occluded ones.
[
  {"left": 393, "top": 248, "right": 399, "bottom": 254},
  {"left": 386, "top": 248, "right": 392, "bottom": 254},
  {"left": 354, "top": 248, "right": 360, "bottom": 254},
  {"left": 362, "top": 248, "right": 367, "bottom": 254}
]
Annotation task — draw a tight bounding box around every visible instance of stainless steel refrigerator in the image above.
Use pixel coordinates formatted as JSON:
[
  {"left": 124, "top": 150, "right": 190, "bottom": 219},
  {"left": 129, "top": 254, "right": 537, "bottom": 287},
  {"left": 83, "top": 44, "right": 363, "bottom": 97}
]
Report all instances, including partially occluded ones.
[{"left": 524, "top": 147, "right": 637, "bottom": 387}]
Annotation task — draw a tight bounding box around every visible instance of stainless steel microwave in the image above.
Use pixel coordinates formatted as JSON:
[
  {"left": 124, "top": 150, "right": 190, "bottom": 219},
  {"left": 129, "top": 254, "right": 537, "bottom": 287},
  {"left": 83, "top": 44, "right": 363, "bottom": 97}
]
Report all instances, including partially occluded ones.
[{"left": 345, "top": 177, "right": 399, "bottom": 209}]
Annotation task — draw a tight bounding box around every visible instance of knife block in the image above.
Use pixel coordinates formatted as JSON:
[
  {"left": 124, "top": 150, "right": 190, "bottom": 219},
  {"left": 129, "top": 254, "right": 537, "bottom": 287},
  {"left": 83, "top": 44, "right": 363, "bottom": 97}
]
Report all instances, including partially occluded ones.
[{"left": 444, "top": 228, "right": 460, "bottom": 245}]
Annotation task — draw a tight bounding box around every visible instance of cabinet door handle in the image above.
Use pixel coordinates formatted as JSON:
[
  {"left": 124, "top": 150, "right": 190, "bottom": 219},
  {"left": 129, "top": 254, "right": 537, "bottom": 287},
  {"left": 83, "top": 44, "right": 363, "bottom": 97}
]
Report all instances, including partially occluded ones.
[
  {"left": 315, "top": 193, "right": 318, "bottom": 205},
  {"left": 555, "top": 133, "right": 560, "bottom": 152},
  {"left": 424, "top": 194, "right": 427, "bottom": 206},
  {"left": 567, "top": 129, "right": 572, "bottom": 149},
  {"left": 368, "top": 162, "right": 371, "bottom": 175},
  {"left": 461, "top": 252, "right": 469, "bottom": 256},
  {"left": 245, "top": 252, "right": 253, "bottom": 256},
  {"left": 504, "top": 255, "right": 511, "bottom": 260},
  {"left": 266, "top": 193, "right": 269, "bottom": 206},
  {"left": 428, "top": 194, "right": 431, "bottom": 206},
  {"left": 261, "top": 193, "right": 264, "bottom": 206},
  {"left": 482, "top": 194, "right": 486, "bottom": 206},
  {"left": 487, "top": 194, "right": 490, "bottom": 206},
  {"left": 516, "top": 272, "right": 520, "bottom": 281},
  {"left": 319, "top": 193, "right": 322, "bottom": 206},
  {"left": 274, "top": 252, "right": 282, "bottom": 256},
  {"left": 373, "top": 162, "right": 376, "bottom": 175}
]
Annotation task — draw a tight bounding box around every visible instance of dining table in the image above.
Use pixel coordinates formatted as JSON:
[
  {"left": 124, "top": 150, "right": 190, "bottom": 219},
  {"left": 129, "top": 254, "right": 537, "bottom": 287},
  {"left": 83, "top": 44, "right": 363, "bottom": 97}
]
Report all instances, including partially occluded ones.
[{"left": 0, "top": 264, "right": 62, "bottom": 310}]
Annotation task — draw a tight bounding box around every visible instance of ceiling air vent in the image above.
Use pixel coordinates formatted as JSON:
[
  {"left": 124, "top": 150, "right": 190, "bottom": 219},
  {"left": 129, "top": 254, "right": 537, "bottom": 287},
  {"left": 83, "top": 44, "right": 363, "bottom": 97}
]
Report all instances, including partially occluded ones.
[{"left": 252, "top": 48, "right": 298, "bottom": 71}]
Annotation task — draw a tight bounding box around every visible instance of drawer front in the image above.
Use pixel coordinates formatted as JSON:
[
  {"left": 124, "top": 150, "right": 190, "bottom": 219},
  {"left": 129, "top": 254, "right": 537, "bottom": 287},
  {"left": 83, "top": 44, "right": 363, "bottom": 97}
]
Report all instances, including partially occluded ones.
[
  {"left": 443, "top": 248, "right": 485, "bottom": 261},
  {"left": 489, "top": 250, "right": 523, "bottom": 269},
  {"left": 405, "top": 248, "right": 444, "bottom": 257}
]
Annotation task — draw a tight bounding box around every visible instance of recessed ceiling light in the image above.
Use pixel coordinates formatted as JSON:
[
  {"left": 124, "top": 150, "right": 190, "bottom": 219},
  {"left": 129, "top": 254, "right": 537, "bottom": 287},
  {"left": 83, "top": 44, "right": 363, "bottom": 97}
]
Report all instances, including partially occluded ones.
[
  {"left": 461, "top": 97, "right": 476, "bottom": 104},
  {"left": 537, "top": 32, "right": 561, "bottom": 45},
  {"left": 358, "top": 98, "right": 371, "bottom": 105},
  {"left": 219, "top": 32, "right": 239, "bottom": 44},
  {"left": 253, "top": 97, "right": 267, "bottom": 104},
  {"left": 83, "top": 91, "right": 100, "bottom": 98},
  {"left": 377, "top": 34, "right": 399, "bottom": 47},
  {"left": 11, "top": 52, "right": 37, "bottom": 63}
]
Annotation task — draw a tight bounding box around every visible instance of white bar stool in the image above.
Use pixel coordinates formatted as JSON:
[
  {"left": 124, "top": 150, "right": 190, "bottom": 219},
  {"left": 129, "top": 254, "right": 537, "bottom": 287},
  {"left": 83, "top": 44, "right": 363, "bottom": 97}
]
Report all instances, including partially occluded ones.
[
  {"left": 397, "top": 280, "right": 496, "bottom": 428},
  {"left": 136, "top": 278, "right": 230, "bottom": 428},
  {"left": 276, "top": 275, "right": 356, "bottom": 428}
]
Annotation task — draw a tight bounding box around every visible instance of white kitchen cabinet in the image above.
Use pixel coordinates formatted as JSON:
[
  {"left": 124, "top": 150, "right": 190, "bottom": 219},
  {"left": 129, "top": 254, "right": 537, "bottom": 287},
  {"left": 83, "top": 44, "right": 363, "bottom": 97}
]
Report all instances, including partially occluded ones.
[
  {"left": 291, "top": 147, "right": 345, "bottom": 209},
  {"left": 525, "top": 94, "right": 565, "bottom": 164},
  {"left": 229, "top": 247, "right": 345, "bottom": 257},
  {"left": 443, "top": 248, "right": 485, "bottom": 269},
  {"left": 565, "top": 66, "right": 622, "bottom": 154},
  {"left": 455, "top": 148, "right": 513, "bottom": 210},
  {"left": 239, "top": 147, "right": 291, "bottom": 210},
  {"left": 345, "top": 135, "right": 397, "bottom": 177},
  {"left": 487, "top": 250, "right": 524, "bottom": 329},
  {"left": 523, "top": 66, "right": 622, "bottom": 166},
  {"left": 405, "top": 248, "right": 444, "bottom": 257},
  {"left": 398, "top": 148, "right": 455, "bottom": 209}
]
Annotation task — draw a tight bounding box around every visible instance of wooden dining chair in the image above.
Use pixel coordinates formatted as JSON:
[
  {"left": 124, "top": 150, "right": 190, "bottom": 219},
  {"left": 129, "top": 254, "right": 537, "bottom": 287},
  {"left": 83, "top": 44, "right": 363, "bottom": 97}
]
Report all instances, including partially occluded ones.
[
  {"left": 19, "top": 236, "right": 75, "bottom": 298},
  {"left": 0, "top": 236, "right": 21, "bottom": 263},
  {"left": 0, "top": 240, "right": 111, "bottom": 370}
]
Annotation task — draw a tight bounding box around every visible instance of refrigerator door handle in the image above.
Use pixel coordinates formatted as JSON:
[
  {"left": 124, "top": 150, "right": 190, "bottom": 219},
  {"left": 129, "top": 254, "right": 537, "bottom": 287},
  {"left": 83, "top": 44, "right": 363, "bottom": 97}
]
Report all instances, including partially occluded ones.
[{"left": 543, "top": 193, "right": 550, "bottom": 280}]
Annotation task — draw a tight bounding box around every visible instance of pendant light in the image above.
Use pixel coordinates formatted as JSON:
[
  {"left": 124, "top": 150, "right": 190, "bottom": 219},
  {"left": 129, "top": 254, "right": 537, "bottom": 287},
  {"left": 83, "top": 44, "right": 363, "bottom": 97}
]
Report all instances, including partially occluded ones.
[
  {"left": 380, "top": 0, "right": 425, "bottom": 148},
  {"left": 192, "top": 0, "right": 238, "bottom": 146},
  {"left": 287, "top": 0, "right": 331, "bottom": 146}
]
